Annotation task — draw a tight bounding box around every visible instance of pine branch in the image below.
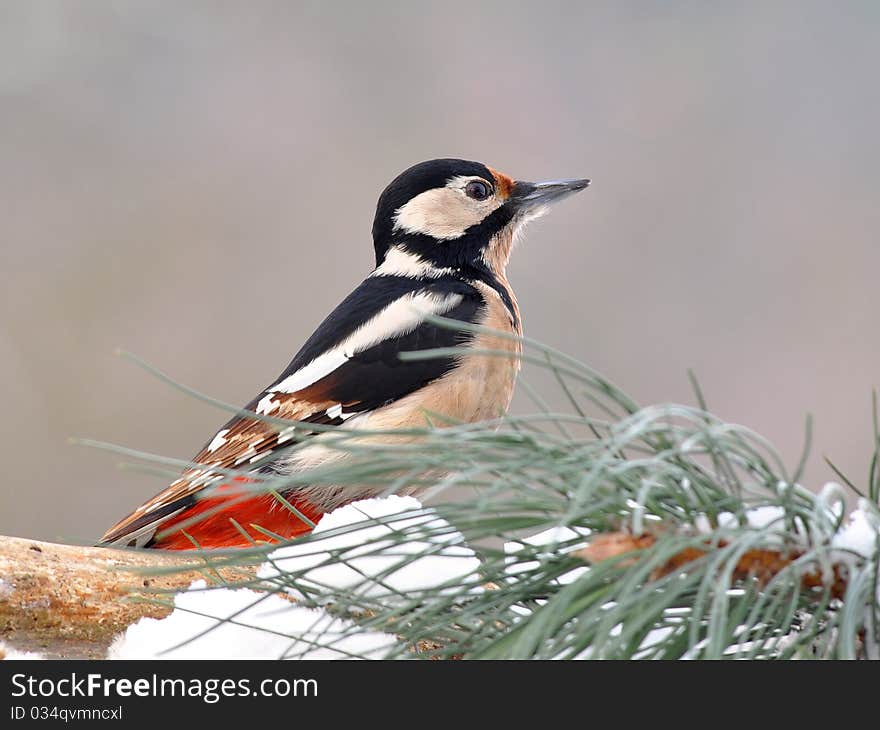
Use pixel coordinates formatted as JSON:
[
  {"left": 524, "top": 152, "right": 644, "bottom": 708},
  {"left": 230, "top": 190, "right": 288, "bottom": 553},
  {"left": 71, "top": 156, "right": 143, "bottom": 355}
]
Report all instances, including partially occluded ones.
[{"left": 71, "top": 324, "right": 880, "bottom": 660}]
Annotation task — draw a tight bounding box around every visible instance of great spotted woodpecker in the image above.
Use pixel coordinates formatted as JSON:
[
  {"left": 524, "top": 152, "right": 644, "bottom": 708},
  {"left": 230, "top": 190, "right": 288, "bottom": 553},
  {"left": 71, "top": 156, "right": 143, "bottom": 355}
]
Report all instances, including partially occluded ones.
[{"left": 100, "top": 158, "right": 589, "bottom": 549}]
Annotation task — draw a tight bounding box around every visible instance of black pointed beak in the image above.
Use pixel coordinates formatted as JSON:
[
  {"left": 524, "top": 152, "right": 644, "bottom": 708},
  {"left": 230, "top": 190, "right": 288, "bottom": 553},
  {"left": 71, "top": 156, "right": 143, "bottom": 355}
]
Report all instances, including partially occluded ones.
[{"left": 511, "top": 178, "right": 591, "bottom": 211}]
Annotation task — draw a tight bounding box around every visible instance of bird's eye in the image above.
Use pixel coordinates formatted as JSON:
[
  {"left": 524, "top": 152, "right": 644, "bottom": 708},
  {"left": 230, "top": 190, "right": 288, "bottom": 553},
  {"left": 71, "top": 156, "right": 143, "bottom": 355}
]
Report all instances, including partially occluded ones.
[{"left": 465, "top": 180, "right": 492, "bottom": 201}]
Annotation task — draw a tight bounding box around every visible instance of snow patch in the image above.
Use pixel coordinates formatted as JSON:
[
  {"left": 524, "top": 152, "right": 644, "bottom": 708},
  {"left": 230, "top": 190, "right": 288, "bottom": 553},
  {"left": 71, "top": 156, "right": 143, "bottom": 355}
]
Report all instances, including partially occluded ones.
[
  {"left": 109, "top": 496, "right": 481, "bottom": 660},
  {"left": 0, "top": 641, "right": 44, "bottom": 660},
  {"left": 695, "top": 506, "right": 787, "bottom": 534},
  {"left": 832, "top": 501, "right": 880, "bottom": 558},
  {"left": 107, "top": 581, "right": 395, "bottom": 660},
  {"left": 504, "top": 525, "right": 591, "bottom": 585},
  {"left": 258, "top": 495, "right": 481, "bottom": 599}
]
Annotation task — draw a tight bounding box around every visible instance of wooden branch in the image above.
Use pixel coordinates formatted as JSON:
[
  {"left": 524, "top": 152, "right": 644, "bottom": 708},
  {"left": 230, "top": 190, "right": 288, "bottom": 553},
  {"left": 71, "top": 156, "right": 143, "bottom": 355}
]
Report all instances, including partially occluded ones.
[
  {"left": 0, "top": 535, "right": 254, "bottom": 659},
  {"left": 576, "top": 531, "right": 848, "bottom": 599}
]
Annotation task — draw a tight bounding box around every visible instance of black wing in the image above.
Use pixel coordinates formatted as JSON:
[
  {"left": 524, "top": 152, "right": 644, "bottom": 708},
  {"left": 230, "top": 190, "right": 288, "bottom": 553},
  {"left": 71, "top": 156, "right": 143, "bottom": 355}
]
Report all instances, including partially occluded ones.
[{"left": 99, "top": 275, "right": 484, "bottom": 546}]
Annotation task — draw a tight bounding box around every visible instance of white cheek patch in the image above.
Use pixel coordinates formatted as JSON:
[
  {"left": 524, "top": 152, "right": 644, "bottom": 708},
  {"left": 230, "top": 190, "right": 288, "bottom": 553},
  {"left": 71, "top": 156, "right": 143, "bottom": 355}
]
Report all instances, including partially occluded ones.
[
  {"left": 393, "top": 181, "right": 502, "bottom": 240},
  {"left": 265, "top": 291, "right": 465, "bottom": 398}
]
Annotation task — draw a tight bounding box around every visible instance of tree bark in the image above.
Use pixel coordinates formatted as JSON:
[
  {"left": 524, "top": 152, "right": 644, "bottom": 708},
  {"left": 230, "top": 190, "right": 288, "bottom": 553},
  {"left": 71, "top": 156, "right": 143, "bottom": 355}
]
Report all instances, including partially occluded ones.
[{"left": 0, "top": 534, "right": 254, "bottom": 659}]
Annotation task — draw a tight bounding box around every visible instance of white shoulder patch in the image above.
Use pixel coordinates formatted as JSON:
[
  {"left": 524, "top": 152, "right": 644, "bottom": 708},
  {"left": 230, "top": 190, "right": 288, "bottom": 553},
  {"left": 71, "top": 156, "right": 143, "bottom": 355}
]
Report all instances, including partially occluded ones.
[
  {"left": 266, "top": 350, "right": 349, "bottom": 396},
  {"left": 268, "top": 291, "right": 464, "bottom": 396}
]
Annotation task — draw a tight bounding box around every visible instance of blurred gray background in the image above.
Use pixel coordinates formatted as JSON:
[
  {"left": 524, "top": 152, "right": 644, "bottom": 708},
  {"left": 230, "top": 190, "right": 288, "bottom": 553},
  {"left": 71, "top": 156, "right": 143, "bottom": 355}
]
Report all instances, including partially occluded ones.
[{"left": 1, "top": 2, "right": 878, "bottom": 544}]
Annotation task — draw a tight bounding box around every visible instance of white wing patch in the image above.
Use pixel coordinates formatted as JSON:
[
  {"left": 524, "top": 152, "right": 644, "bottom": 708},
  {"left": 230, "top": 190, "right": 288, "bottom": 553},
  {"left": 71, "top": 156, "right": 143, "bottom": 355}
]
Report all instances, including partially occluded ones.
[
  {"left": 326, "top": 403, "right": 343, "bottom": 418},
  {"left": 326, "top": 403, "right": 357, "bottom": 420},
  {"left": 264, "top": 291, "right": 464, "bottom": 402},
  {"left": 206, "top": 429, "right": 230, "bottom": 453},
  {"left": 277, "top": 426, "right": 296, "bottom": 445},
  {"left": 265, "top": 350, "right": 348, "bottom": 397}
]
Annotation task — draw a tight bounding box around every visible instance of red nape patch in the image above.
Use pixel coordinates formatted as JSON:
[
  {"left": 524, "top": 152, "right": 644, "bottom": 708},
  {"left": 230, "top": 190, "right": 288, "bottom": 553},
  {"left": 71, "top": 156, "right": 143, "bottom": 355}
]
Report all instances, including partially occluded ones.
[{"left": 150, "top": 478, "right": 324, "bottom": 550}]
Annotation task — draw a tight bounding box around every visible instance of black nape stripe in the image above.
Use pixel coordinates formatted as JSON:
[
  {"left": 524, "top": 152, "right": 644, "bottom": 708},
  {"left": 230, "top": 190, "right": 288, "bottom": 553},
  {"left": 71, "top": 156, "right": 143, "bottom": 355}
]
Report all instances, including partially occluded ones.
[
  {"left": 464, "top": 263, "right": 519, "bottom": 331},
  {"left": 390, "top": 204, "right": 517, "bottom": 271}
]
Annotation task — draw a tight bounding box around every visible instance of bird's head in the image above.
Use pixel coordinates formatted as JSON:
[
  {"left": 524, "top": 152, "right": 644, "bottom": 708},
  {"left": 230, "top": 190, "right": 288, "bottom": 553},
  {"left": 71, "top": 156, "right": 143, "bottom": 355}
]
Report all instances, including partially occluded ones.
[{"left": 371, "top": 158, "right": 589, "bottom": 276}]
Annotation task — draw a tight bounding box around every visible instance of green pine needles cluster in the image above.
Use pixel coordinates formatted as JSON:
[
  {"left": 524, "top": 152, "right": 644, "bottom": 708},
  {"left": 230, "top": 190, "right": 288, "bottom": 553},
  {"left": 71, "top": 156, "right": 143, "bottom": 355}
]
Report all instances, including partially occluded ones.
[{"left": 90, "top": 321, "right": 880, "bottom": 659}]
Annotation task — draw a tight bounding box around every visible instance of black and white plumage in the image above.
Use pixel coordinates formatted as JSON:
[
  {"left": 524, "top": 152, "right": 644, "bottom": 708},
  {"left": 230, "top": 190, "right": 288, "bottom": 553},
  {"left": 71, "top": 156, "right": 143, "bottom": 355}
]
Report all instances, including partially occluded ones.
[{"left": 100, "top": 158, "right": 589, "bottom": 549}]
